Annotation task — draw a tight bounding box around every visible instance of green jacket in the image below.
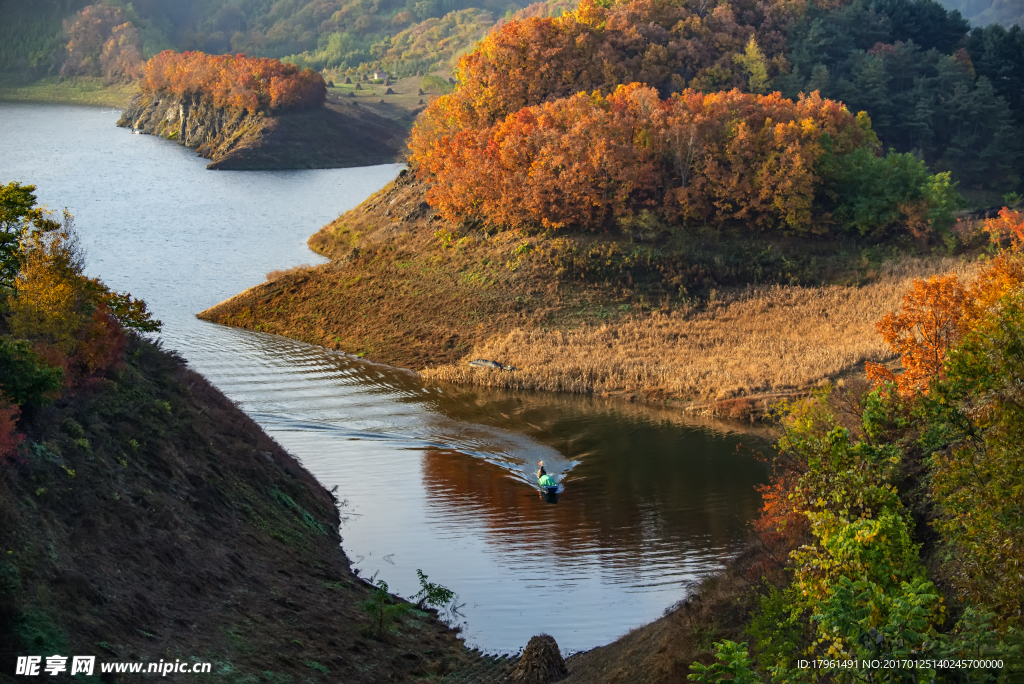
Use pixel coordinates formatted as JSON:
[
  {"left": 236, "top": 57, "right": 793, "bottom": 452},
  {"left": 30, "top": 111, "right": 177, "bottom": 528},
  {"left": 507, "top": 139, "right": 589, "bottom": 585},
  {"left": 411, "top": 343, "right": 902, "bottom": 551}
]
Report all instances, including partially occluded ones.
[{"left": 538, "top": 473, "right": 556, "bottom": 488}]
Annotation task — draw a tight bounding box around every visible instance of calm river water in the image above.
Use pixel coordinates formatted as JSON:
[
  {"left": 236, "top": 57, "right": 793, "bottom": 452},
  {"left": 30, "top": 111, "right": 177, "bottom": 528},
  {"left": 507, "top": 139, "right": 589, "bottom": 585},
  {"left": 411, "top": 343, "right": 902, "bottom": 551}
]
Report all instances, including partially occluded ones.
[{"left": 0, "top": 102, "right": 766, "bottom": 653}]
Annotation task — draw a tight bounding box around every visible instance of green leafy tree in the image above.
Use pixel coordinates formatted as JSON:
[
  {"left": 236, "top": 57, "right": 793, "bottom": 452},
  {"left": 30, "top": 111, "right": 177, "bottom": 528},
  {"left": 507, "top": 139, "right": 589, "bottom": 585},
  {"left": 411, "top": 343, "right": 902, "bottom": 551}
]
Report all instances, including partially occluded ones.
[
  {"left": 733, "top": 37, "right": 771, "bottom": 94},
  {"left": 821, "top": 146, "right": 963, "bottom": 238},
  {"left": 923, "top": 290, "right": 1024, "bottom": 625},
  {"left": 0, "top": 339, "right": 63, "bottom": 408},
  {"left": 0, "top": 182, "right": 59, "bottom": 292}
]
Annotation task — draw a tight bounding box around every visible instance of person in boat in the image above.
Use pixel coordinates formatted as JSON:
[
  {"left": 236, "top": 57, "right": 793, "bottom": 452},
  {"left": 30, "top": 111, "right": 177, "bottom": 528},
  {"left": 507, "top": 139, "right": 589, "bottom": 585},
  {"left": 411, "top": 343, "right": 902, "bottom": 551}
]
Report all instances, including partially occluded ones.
[{"left": 537, "top": 461, "right": 557, "bottom": 489}]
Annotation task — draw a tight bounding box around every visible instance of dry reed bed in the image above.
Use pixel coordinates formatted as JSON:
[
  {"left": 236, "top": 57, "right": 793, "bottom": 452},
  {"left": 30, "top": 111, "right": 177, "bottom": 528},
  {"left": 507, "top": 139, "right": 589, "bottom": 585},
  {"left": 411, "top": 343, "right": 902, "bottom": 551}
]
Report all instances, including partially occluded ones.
[{"left": 421, "top": 257, "right": 979, "bottom": 404}]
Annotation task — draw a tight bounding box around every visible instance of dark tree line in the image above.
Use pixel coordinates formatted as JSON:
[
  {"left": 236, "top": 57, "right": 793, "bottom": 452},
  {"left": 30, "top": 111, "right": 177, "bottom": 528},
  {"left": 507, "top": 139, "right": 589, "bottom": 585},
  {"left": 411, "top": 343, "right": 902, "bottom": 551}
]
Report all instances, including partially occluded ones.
[{"left": 778, "top": 0, "right": 1024, "bottom": 191}]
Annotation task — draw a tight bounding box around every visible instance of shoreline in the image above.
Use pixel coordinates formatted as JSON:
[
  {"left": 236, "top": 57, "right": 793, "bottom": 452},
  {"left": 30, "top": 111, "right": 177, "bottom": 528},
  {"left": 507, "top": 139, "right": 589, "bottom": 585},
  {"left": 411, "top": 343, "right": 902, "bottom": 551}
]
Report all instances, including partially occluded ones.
[
  {"left": 2, "top": 335, "right": 487, "bottom": 682},
  {"left": 199, "top": 173, "right": 977, "bottom": 421},
  {"left": 0, "top": 76, "right": 137, "bottom": 108}
]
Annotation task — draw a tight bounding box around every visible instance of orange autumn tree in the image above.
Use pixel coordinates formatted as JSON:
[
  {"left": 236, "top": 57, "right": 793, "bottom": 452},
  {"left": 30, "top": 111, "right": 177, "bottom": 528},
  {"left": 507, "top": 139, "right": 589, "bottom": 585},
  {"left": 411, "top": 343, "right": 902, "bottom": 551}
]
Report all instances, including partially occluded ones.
[
  {"left": 659, "top": 89, "right": 868, "bottom": 233},
  {"left": 865, "top": 275, "right": 973, "bottom": 397},
  {"left": 410, "top": 0, "right": 798, "bottom": 170},
  {"left": 439, "top": 0, "right": 794, "bottom": 131},
  {"left": 411, "top": 85, "right": 868, "bottom": 233},
  {"left": 140, "top": 51, "right": 326, "bottom": 114},
  {"left": 867, "top": 207, "right": 1024, "bottom": 397},
  {"left": 415, "top": 84, "right": 664, "bottom": 231},
  {"left": 8, "top": 212, "right": 160, "bottom": 386}
]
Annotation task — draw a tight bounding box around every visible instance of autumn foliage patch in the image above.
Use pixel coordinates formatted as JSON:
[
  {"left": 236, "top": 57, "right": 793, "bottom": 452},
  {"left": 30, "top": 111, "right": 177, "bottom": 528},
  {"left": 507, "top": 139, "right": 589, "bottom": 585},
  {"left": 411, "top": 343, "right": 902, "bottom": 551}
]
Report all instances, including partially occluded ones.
[
  {"left": 412, "top": 84, "right": 877, "bottom": 234},
  {"left": 410, "top": 0, "right": 961, "bottom": 238},
  {"left": 140, "top": 51, "right": 326, "bottom": 114},
  {"left": 0, "top": 182, "right": 161, "bottom": 462},
  {"left": 865, "top": 208, "right": 1024, "bottom": 397}
]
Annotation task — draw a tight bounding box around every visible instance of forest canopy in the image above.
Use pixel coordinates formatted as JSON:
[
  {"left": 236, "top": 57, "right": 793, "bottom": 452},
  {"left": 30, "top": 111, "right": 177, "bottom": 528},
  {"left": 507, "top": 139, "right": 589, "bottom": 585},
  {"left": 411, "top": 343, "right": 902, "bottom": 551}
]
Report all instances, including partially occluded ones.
[
  {"left": 412, "top": 83, "right": 961, "bottom": 237},
  {"left": 3, "top": 0, "right": 1022, "bottom": 217},
  {"left": 408, "top": 0, "right": 1006, "bottom": 239}
]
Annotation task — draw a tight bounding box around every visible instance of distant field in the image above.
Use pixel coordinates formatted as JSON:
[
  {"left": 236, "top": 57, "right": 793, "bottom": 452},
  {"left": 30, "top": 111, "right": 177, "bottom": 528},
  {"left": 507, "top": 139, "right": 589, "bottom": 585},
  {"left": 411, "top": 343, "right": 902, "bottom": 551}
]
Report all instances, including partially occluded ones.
[
  {"left": 326, "top": 74, "right": 441, "bottom": 116},
  {"left": 0, "top": 76, "right": 137, "bottom": 107}
]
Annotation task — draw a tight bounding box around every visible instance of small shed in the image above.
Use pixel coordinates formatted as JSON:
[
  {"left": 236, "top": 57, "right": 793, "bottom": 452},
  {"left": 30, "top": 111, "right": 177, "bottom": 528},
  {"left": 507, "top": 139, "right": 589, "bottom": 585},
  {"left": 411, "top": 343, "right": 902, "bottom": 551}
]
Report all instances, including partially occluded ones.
[{"left": 373, "top": 70, "right": 387, "bottom": 80}]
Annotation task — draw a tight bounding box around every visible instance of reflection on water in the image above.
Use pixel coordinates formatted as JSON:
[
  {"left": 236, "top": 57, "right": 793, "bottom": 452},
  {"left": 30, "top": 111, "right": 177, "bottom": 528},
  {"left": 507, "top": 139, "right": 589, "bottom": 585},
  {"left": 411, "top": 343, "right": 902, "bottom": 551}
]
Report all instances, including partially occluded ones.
[
  {"left": 0, "top": 102, "right": 767, "bottom": 653},
  {"left": 187, "top": 330, "right": 767, "bottom": 652}
]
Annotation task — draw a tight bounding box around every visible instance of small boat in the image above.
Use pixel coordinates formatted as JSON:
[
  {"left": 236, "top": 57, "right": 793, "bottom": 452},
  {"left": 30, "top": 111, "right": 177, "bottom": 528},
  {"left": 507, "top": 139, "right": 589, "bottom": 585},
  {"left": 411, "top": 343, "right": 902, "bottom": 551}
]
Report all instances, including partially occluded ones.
[{"left": 538, "top": 481, "right": 562, "bottom": 504}]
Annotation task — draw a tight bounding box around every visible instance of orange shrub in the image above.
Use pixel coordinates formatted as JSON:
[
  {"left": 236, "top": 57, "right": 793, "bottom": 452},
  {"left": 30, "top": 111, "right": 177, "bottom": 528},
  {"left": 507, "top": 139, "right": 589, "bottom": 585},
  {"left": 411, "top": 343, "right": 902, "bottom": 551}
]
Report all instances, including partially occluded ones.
[
  {"left": 75, "top": 303, "right": 127, "bottom": 378},
  {"left": 753, "top": 472, "right": 809, "bottom": 552},
  {"left": 981, "top": 207, "right": 1024, "bottom": 250},
  {"left": 140, "top": 51, "right": 326, "bottom": 114}
]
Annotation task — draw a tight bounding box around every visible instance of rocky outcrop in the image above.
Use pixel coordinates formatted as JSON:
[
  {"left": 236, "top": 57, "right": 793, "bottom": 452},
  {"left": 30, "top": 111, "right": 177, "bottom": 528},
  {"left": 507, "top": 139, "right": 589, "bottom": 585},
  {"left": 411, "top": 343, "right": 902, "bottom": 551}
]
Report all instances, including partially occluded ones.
[{"left": 117, "top": 91, "right": 409, "bottom": 170}]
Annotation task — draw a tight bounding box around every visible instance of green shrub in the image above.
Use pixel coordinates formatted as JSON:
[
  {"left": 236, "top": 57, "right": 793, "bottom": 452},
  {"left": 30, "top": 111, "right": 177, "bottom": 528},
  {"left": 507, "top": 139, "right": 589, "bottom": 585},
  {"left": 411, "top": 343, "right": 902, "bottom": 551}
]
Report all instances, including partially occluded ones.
[
  {"left": 359, "top": 575, "right": 411, "bottom": 637},
  {"left": 0, "top": 337, "right": 63, "bottom": 407},
  {"left": 420, "top": 74, "right": 452, "bottom": 94}
]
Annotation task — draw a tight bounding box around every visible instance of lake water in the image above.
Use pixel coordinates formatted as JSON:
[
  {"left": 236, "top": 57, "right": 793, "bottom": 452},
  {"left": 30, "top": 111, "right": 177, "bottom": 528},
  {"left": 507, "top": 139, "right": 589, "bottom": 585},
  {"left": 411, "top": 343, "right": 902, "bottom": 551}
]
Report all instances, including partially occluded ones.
[{"left": 0, "top": 102, "right": 767, "bottom": 654}]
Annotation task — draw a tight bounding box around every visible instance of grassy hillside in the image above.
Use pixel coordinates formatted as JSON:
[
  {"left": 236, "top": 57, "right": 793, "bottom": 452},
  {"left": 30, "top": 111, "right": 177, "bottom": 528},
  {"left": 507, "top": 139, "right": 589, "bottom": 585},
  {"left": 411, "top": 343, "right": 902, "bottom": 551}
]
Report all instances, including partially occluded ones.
[{"left": 0, "top": 76, "right": 136, "bottom": 107}]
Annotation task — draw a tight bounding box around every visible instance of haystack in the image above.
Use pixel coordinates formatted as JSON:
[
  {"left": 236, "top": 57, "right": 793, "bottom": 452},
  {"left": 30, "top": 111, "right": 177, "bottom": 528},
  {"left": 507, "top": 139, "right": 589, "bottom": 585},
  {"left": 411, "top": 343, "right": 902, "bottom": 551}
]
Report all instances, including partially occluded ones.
[
  {"left": 418, "top": 88, "right": 425, "bottom": 95},
  {"left": 344, "top": 76, "right": 352, "bottom": 84},
  {"left": 355, "top": 82, "right": 362, "bottom": 90},
  {"left": 385, "top": 87, "right": 395, "bottom": 94},
  {"left": 510, "top": 635, "right": 567, "bottom": 684}
]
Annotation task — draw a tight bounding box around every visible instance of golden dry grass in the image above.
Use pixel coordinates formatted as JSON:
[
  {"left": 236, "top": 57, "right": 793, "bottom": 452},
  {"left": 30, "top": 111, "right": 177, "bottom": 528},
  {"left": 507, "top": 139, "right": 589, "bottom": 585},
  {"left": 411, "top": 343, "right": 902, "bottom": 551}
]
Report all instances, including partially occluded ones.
[{"left": 421, "top": 256, "right": 979, "bottom": 407}]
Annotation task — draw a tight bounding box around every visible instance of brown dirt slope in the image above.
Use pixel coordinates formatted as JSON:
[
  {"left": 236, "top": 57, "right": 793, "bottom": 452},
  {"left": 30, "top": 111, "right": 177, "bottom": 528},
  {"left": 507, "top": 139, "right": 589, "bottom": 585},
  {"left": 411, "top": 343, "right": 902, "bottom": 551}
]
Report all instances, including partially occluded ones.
[
  {"left": 118, "top": 92, "right": 410, "bottom": 170},
  {"left": 0, "top": 336, "right": 476, "bottom": 683}
]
